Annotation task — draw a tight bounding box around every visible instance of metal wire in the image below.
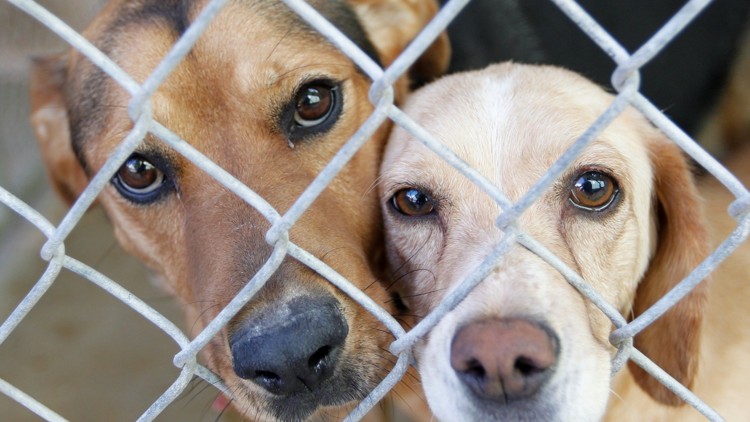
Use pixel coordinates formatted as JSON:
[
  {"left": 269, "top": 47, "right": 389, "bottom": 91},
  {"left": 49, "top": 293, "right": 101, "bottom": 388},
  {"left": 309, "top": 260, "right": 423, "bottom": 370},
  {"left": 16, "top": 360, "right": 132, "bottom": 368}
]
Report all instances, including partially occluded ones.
[{"left": 1, "top": 0, "right": 745, "bottom": 421}]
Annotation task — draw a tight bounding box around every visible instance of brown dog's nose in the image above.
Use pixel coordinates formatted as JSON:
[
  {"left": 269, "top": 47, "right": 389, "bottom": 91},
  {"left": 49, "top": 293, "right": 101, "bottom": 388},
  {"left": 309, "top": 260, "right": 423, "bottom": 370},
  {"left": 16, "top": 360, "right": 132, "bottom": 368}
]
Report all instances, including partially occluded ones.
[
  {"left": 230, "top": 295, "right": 348, "bottom": 396},
  {"left": 450, "top": 318, "right": 558, "bottom": 403}
]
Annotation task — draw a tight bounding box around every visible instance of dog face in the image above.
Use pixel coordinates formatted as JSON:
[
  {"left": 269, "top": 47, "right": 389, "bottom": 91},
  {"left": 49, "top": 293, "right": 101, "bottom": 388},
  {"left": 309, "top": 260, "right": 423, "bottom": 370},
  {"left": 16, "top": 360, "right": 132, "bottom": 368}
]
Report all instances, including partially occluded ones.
[
  {"left": 29, "top": 0, "right": 449, "bottom": 420},
  {"left": 379, "top": 63, "right": 708, "bottom": 420}
]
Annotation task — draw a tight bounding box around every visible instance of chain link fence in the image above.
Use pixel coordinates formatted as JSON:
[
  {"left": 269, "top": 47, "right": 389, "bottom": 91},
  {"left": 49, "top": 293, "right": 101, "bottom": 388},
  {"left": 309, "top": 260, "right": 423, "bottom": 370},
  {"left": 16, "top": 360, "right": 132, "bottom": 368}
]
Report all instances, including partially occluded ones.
[{"left": 1, "top": 0, "right": 749, "bottom": 421}]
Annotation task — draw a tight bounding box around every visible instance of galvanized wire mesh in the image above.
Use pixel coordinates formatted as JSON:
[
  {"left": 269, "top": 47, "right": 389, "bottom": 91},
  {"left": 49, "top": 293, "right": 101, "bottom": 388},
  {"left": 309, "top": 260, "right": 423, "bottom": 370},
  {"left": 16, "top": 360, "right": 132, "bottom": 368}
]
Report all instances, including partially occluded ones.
[{"left": 1, "top": 0, "right": 748, "bottom": 421}]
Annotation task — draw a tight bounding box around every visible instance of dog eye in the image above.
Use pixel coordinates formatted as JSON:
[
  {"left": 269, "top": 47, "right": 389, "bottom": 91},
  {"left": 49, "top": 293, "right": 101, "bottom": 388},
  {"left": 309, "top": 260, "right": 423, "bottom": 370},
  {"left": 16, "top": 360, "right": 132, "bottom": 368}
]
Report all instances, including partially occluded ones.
[
  {"left": 283, "top": 79, "right": 342, "bottom": 142},
  {"left": 391, "top": 188, "right": 435, "bottom": 216},
  {"left": 294, "top": 84, "right": 334, "bottom": 127},
  {"left": 112, "top": 154, "right": 169, "bottom": 203},
  {"left": 569, "top": 171, "right": 619, "bottom": 211}
]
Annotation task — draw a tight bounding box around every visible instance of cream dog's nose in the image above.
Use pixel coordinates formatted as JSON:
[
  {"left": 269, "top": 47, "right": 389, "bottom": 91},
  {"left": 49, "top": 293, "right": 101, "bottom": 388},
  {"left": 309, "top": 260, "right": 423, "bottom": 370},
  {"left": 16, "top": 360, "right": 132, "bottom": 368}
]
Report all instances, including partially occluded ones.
[{"left": 450, "top": 318, "right": 559, "bottom": 403}]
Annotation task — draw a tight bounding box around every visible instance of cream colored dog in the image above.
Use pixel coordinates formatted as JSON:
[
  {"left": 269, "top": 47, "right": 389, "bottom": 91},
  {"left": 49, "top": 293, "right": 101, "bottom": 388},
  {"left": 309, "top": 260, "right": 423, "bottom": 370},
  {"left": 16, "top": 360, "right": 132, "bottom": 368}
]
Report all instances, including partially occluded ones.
[{"left": 379, "top": 63, "right": 750, "bottom": 421}]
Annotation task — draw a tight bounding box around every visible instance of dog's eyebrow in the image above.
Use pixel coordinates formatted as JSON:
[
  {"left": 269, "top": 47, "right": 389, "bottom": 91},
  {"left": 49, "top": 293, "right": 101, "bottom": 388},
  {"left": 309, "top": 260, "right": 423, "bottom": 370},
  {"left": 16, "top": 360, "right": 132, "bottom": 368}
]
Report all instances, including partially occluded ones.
[
  {"left": 112, "top": 0, "right": 191, "bottom": 37},
  {"left": 122, "top": 0, "right": 382, "bottom": 66}
]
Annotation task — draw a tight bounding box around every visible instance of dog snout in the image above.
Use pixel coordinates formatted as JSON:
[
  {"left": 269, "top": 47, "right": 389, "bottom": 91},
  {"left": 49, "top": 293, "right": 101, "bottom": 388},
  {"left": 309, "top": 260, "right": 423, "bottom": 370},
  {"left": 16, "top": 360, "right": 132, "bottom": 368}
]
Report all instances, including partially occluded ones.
[
  {"left": 230, "top": 295, "right": 349, "bottom": 396},
  {"left": 450, "top": 318, "right": 559, "bottom": 403}
]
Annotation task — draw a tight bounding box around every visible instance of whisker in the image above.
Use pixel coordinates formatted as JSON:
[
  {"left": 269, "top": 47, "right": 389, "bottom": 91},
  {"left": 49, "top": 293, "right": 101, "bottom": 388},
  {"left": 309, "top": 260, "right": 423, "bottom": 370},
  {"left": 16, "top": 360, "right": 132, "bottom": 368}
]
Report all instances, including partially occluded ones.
[
  {"left": 190, "top": 303, "right": 221, "bottom": 334},
  {"left": 392, "top": 316, "right": 415, "bottom": 330},
  {"left": 389, "top": 287, "right": 446, "bottom": 301},
  {"left": 265, "top": 26, "right": 294, "bottom": 63},
  {"left": 386, "top": 230, "right": 439, "bottom": 292},
  {"left": 363, "top": 173, "right": 387, "bottom": 198},
  {"left": 395, "top": 312, "right": 426, "bottom": 319},
  {"left": 179, "top": 375, "right": 208, "bottom": 403},
  {"left": 319, "top": 246, "right": 349, "bottom": 262},
  {"left": 386, "top": 268, "right": 438, "bottom": 292}
]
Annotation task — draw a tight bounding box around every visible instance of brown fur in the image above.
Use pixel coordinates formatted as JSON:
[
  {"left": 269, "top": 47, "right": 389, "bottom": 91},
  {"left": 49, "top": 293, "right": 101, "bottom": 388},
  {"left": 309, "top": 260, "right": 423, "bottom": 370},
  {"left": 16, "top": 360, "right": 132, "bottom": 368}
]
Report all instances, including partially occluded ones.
[
  {"left": 628, "top": 138, "right": 709, "bottom": 405},
  {"left": 29, "top": 0, "right": 448, "bottom": 420},
  {"left": 608, "top": 143, "right": 750, "bottom": 421}
]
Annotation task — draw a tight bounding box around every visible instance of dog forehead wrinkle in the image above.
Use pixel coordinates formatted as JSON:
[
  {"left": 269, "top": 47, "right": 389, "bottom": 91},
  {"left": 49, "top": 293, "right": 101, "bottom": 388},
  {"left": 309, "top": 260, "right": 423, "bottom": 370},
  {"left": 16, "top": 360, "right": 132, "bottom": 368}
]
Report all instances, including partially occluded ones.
[
  {"left": 109, "top": 0, "right": 191, "bottom": 36},
  {"left": 229, "top": 0, "right": 381, "bottom": 68}
]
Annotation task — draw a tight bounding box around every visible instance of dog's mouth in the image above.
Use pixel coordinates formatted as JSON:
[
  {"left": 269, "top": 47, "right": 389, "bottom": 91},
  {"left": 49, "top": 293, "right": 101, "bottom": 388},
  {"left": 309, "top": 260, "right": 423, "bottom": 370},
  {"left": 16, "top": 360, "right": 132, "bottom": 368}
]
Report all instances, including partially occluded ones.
[
  {"left": 222, "top": 371, "right": 367, "bottom": 421},
  {"left": 263, "top": 367, "right": 370, "bottom": 421},
  {"left": 226, "top": 294, "right": 380, "bottom": 420}
]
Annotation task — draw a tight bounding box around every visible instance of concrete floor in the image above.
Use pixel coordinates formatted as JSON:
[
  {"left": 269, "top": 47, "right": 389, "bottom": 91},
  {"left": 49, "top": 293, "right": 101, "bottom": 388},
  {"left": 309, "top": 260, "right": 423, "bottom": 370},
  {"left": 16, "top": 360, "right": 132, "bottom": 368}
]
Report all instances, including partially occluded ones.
[
  {"left": 0, "top": 1, "right": 230, "bottom": 420},
  {"left": 0, "top": 208, "right": 230, "bottom": 421}
]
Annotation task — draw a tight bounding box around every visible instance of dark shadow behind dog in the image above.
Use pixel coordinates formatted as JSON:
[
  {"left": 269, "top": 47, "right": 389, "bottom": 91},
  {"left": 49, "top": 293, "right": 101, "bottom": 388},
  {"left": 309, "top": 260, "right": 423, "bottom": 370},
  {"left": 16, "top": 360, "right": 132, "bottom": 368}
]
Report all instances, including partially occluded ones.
[{"left": 440, "top": 0, "right": 750, "bottom": 139}]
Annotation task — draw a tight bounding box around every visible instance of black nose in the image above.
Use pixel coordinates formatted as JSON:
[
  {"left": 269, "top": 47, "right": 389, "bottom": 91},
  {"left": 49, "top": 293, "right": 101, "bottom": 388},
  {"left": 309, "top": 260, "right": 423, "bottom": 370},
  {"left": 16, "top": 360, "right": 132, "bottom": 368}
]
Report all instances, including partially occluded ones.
[
  {"left": 451, "top": 318, "right": 558, "bottom": 403},
  {"left": 230, "top": 295, "right": 349, "bottom": 396}
]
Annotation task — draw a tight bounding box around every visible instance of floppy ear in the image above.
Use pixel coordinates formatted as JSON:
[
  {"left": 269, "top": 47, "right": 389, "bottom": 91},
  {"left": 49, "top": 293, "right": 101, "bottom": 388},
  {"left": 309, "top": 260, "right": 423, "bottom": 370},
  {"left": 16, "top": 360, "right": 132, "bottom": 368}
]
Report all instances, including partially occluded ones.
[
  {"left": 628, "top": 135, "right": 710, "bottom": 405},
  {"left": 29, "top": 54, "right": 89, "bottom": 206},
  {"left": 348, "top": 0, "right": 451, "bottom": 86}
]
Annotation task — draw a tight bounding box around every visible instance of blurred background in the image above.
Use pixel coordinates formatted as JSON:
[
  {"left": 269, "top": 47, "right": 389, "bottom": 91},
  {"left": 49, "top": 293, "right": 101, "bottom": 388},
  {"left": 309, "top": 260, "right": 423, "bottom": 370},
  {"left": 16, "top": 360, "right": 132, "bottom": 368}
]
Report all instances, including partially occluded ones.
[{"left": 0, "top": 1, "right": 227, "bottom": 420}]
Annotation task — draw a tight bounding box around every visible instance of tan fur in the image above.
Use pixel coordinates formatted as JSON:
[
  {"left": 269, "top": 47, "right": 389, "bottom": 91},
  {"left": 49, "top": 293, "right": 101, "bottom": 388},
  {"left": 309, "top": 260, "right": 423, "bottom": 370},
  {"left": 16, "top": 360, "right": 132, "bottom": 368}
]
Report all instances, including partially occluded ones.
[
  {"left": 607, "top": 144, "right": 750, "bottom": 421},
  {"left": 29, "top": 0, "right": 447, "bottom": 420},
  {"left": 379, "top": 63, "right": 749, "bottom": 421},
  {"left": 627, "top": 138, "right": 709, "bottom": 405},
  {"left": 29, "top": 56, "right": 89, "bottom": 205},
  {"left": 349, "top": 0, "right": 450, "bottom": 83}
]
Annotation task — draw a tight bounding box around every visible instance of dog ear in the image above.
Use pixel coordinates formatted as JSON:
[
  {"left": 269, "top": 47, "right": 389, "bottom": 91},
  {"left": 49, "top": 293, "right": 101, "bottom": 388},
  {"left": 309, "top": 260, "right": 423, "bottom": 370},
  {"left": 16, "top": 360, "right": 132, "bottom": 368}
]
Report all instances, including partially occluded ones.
[
  {"left": 29, "top": 54, "right": 89, "bottom": 206},
  {"left": 627, "top": 134, "right": 710, "bottom": 405},
  {"left": 348, "top": 0, "right": 451, "bottom": 85}
]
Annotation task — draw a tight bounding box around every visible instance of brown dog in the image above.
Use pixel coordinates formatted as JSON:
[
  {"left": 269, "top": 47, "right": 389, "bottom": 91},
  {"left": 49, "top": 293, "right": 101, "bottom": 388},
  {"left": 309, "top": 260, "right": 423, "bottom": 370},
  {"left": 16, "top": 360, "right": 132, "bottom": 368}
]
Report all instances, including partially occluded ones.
[
  {"left": 379, "top": 63, "right": 749, "bottom": 420},
  {"left": 29, "top": 0, "right": 449, "bottom": 420}
]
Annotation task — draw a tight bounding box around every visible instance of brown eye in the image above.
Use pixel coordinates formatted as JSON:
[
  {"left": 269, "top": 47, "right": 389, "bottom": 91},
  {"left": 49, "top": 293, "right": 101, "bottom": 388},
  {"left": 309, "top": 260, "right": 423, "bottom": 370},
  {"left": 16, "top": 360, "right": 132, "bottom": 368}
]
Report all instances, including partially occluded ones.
[
  {"left": 392, "top": 188, "right": 435, "bottom": 217},
  {"left": 569, "top": 171, "right": 619, "bottom": 211},
  {"left": 112, "top": 154, "right": 168, "bottom": 203},
  {"left": 294, "top": 83, "right": 334, "bottom": 127},
  {"left": 283, "top": 79, "right": 342, "bottom": 143}
]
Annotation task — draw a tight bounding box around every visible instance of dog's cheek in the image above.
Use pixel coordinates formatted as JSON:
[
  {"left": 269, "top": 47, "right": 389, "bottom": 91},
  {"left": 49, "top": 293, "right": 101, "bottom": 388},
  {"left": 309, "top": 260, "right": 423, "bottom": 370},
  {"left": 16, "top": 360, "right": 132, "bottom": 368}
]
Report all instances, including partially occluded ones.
[
  {"left": 101, "top": 193, "right": 190, "bottom": 295},
  {"left": 584, "top": 302, "right": 618, "bottom": 349},
  {"left": 557, "top": 202, "right": 648, "bottom": 309},
  {"left": 386, "top": 224, "right": 443, "bottom": 309}
]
